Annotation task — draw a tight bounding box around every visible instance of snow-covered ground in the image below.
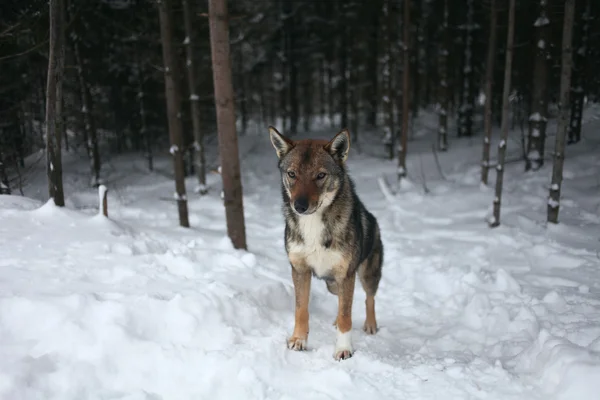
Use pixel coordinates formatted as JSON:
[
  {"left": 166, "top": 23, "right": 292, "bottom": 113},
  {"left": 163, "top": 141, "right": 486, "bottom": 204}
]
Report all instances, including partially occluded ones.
[{"left": 1, "top": 108, "right": 599, "bottom": 399}]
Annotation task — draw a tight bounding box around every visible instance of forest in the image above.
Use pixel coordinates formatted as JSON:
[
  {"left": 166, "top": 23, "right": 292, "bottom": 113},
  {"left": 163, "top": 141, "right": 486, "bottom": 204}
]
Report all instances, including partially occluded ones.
[
  {"left": 1, "top": 0, "right": 600, "bottom": 397},
  {"left": 1, "top": 0, "right": 599, "bottom": 246}
]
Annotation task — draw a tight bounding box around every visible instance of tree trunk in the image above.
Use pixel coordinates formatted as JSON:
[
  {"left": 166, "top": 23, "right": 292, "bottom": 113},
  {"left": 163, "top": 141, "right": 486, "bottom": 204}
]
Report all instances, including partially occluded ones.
[
  {"left": 339, "top": 12, "right": 349, "bottom": 131},
  {"left": 366, "top": 0, "right": 380, "bottom": 127},
  {"left": 526, "top": 0, "right": 551, "bottom": 171},
  {"left": 568, "top": 0, "right": 590, "bottom": 145},
  {"left": 158, "top": 0, "right": 190, "bottom": 228},
  {"left": 45, "top": 0, "right": 66, "bottom": 207},
  {"left": 481, "top": 0, "right": 498, "bottom": 185},
  {"left": 458, "top": 0, "right": 475, "bottom": 137},
  {"left": 437, "top": 0, "right": 449, "bottom": 152},
  {"left": 208, "top": 0, "right": 247, "bottom": 250},
  {"left": 548, "top": 0, "right": 575, "bottom": 224},
  {"left": 0, "top": 151, "right": 10, "bottom": 195},
  {"left": 135, "top": 51, "right": 153, "bottom": 172},
  {"left": 381, "top": 0, "right": 394, "bottom": 159},
  {"left": 285, "top": 1, "right": 299, "bottom": 136},
  {"left": 182, "top": 0, "right": 207, "bottom": 193},
  {"left": 398, "top": 0, "right": 410, "bottom": 180},
  {"left": 490, "top": 0, "right": 516, "bottom": 228},
  {"left": 72, "top": 33, "right": 101, "bottom": 187}
]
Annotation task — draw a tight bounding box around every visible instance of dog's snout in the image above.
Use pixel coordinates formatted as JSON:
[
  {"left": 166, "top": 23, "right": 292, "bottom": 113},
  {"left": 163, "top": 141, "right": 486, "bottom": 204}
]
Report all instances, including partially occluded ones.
[{"left": 293, "top": 197, "right": 309, "bottom": 214}]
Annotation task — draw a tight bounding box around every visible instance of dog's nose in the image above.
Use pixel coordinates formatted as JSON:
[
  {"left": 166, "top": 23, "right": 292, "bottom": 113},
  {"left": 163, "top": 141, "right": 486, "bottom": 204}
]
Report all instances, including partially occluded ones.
[{"left": 293, "top": 198, "right": 309, "bottom": 214}]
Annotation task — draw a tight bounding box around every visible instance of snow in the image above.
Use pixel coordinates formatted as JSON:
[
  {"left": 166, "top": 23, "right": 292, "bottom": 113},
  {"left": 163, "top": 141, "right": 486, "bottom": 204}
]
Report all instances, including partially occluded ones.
[
  {"left": 534, "top": 16, "right": 550, "bottom": 27},
  {"left": 169, "top": 144, "right": 178, "bottom": 154},
  {"left": 2, "top": 109, "right": 600, "bottom": 399}
]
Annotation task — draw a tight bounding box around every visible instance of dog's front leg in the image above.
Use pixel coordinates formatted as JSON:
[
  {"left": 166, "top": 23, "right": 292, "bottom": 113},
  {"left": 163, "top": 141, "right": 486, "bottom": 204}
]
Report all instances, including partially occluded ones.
[
  {"left": 288, "top": 264, "right": 311, "bottom": 351},
  {"left": 334, "top": 272, "right": 356, "bottom": 360}
]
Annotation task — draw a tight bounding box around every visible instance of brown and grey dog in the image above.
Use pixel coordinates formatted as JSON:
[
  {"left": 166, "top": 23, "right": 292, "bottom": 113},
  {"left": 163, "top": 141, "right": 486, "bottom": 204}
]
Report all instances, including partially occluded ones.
[{"left": 269, "top": 126, "right": 384, "bottom": 361}]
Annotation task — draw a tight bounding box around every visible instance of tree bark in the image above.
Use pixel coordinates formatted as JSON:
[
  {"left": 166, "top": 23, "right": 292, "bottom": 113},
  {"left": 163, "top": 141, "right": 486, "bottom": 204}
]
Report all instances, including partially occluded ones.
[
  {"left": 568, "top": 0, "right": 590, "bottom": 145},
  {"left": 0, "top": 151, "right": 10, "bottom": 195},
  {"left": 366, "top": 0, "right": 380, "bottom": 127},
  {"left": 437, "top": 0, "right": 449, "bottom": 152},
  {"left": 381, "top": 0, "right": 394, "bottom": 159},
  {"left": 458, "top": 0, "right": 475, "bottom": 137},
  {"left": 45, "top": 0, "right": 65, "bottom": 207},
  {"left": 158, "top": 0, "right": 190, "bottom": 228},
  {"left": 526, "top": 0, "right": 551, "bottom": 171},
  {"left": 182, "top": 0, "right": 207, "bottom": 193},
  {"left": 490, "top": 0, "right": 516, "bottom": 228},
  {"left": 481, "top": 0, "right": 498, "bottom": 185},
  {"left": 398, "top": 0, "right": 410, "bottom": 180},
  {"left": 208, "top": 0, "right": 247, "bottom": 250},
  {"left": 548, "top": 0, "right": 575, "bottom": 224},
  {"left": 72, "top": 33, "right": 101, "bottom": 187}
]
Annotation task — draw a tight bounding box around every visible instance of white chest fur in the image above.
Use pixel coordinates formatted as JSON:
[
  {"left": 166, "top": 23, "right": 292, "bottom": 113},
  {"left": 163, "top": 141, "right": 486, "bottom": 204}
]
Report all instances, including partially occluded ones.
[{"left": 287, "top": 213, "right": 343, "bottom": 278}]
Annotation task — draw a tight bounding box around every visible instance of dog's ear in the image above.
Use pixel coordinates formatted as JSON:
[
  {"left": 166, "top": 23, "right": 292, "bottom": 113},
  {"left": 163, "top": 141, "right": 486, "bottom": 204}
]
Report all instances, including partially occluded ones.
[
  {"left": 269, "top": 126, "right": 294, "bottom": 159},
  {"left": 325, "top": 129, "right": 350, "bottom": 163}
]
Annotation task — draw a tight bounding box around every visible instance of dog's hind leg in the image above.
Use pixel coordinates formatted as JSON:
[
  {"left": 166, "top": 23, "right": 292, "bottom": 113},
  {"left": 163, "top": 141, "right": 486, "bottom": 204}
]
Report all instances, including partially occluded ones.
[{"left": 358, "top": 238, "right": 383, "bottom": 335}]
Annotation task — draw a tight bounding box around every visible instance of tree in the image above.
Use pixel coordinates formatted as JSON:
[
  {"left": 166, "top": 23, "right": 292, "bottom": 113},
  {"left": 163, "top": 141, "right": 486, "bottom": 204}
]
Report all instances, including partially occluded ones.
[
  {"left": 71, "top": 29, "right": 101, "bottom": 187},
  {"left": 490, "top": 0, "right": 516, "bottom": 228},
  {"left": 398, "top": 0, "right": 410, "bottom": 181},
  {"left": 548, "top": 0, "right": 575, "bottom": 224},
  {"left": 381, "top": 0, "right": 394, "bottom": 159},
  {"left": 457, "top": 0, "right": 475, "bottom": 137},
  {"left": 45, "top": 0, "right": 66, "bottom": 207},
  {"left": 437, "top": 0, "right": 449, "bottom": 152},
  {"left": 568, "top": 0, "right": 591, "bottom": 145},
  {"left": 481, "top": 0, "right": 498, "bottom": 185},
  {"left": 182, "top": 0, "right": 207, "bottom": 194},
  {"left": 158, "top": 0, "right": 190, "bottom": 228},
  {"left": 525, "top": 0, "right": 551, "bottom": 171},
  {"left": 208, "top": 0, "right": 247, "bottom": 250},
  {"left": 0, "top": 151, "right": 10, "bottom": 195}
]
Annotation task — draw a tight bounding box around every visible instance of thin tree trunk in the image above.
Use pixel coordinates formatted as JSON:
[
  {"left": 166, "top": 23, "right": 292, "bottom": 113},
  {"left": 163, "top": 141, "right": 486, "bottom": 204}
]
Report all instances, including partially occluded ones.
[
  {"left": 398, "top": 0, "right": 410, "bottom": 180},
  {"left": 548, "top": 0, "right": 575, "bottom": 224},
  {"left": 135, "top": 51, "right": 153, "bottom": 171},
  {"left": 366, "top": 0, "right": 380, "bottom": 127},
  {"left": 72, "top": 34, "right": 101, "bottom": 187},
  {"left": 339, "top": 12, "right": 349, "bottom": 130},
  {"left": 526, "top": 0, "right": 551, "bottom": 171},
  {"left": 568, "top": 0, "right": 590, "bottom": 145},
  {"left": 0, "top": 151, "right": 10, "bottom": 195},
  {"left": 458, "top": 0, "right": 475, "bottom": 137},
  {"left": 208, "top": 0, "right": 247, "bottom": 250},
  {"left": 437, "top": 0, "right": 449, "bottom": 152},
  {"left": 45, "top": 0, "right": 65, "bottom": 207},
  {"left": 158, "top": 0, "right": 190, "bottom": 228},
  {"left": 490, "top": 0, "right": 516, "bottom": 228},
  {"left": 182, "top": 0, "right": 207, "bottom": 193},
  {"left": 381, "top": 0, "right": 394, "bottom": 159},
  {"left": 481, "top": 0, "right": 498, "bottom": 185}
]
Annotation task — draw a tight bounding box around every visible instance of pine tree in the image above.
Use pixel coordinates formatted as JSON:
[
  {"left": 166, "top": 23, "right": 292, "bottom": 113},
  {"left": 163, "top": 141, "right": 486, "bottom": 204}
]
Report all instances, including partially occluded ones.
[
  {"left": 490, "top": 0, "right": 516, "bottom": 228},
  {"left": 182, "top": 0, "right": 207, "bottom": 194},
  {"left": 208, "top": 0, "right": 248, "bottom": 250},
  {"left": 45, "top": 0, "right": 66, "bottom": 207},
  {"left": 158, "top": 0, "right": 190, "bottom": 228},
  {"left": 481, "top": 0, "right": 498, "bottom": 185},
  {"left": 548, "top": 0, "right": 576, "bottom": 224}
]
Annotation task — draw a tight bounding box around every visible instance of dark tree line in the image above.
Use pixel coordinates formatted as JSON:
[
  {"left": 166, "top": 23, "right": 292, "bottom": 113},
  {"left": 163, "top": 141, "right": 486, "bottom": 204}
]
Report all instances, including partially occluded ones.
[{"left": 0, "top": 0, "right": 599, "bottom": 236}]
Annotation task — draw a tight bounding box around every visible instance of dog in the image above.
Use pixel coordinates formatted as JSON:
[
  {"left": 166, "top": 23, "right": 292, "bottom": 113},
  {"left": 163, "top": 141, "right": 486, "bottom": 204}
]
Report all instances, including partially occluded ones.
[{"left": 269, "top": 126, "right": 384, "bottom": 361}]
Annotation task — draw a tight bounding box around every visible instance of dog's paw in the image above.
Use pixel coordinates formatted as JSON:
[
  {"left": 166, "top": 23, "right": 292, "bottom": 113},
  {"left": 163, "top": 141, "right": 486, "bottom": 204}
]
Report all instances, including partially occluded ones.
[
  {"left": 287, "top": 336, "right": 307, "bottom": 351},
  {"left": 333, "top": 328, "right": 353, "bottom": 361},
  {"left": 363, "top": 320, "right": 378, "bottom": 335}
]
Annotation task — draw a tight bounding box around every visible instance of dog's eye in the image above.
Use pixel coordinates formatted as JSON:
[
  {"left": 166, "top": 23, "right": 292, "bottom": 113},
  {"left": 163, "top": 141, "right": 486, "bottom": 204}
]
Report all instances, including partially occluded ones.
[
  {"left": 316, "top": 172, "right": 326, "bottom": 180},
  {"left": 287, "top": 171, "right": 296, "bottom": 179}
]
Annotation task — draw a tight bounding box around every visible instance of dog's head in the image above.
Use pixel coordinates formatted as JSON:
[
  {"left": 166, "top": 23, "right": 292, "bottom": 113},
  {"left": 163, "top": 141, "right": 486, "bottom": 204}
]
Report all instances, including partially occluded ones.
[{"left": 268, "top": 126, "right": 350, "bottom": 215}]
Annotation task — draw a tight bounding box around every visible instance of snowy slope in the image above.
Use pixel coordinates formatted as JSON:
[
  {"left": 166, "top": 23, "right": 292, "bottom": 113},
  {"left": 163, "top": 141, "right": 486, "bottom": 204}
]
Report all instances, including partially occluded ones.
[{"left": 1, "top": 110, "right": 599, "bottom": 399}]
